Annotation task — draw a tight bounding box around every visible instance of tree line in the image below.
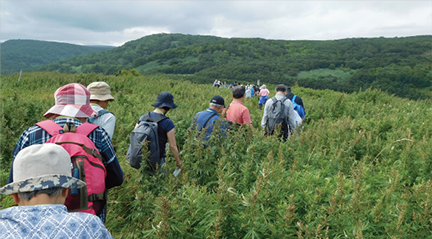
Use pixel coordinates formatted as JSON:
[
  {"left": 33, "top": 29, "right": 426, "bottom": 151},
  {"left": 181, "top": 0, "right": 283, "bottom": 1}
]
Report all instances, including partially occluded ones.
[{"left": 30, "top": 34, "right": 432, "bottom": 99}]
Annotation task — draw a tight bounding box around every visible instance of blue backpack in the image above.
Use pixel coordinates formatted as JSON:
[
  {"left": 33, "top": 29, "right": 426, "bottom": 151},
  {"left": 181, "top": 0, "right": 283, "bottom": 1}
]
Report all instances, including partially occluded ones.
[{"left": 291, "top": 95, "right": 305, "bottom": 118}]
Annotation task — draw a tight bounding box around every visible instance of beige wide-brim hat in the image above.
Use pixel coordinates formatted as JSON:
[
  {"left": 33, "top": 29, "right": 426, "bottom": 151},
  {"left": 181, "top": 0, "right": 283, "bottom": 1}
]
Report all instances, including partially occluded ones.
[
  {"left": 87, "top": 82, "right": 115, "bottom": 101},
  {"left": 0, "top": 144, "right": 86, "bottom": 195}
]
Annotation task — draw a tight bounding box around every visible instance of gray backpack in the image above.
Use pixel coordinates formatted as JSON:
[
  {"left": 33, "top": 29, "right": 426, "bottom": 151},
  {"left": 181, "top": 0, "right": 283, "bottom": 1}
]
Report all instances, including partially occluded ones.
[
  {"left": 87, "top": 109, "right": 111, "bottom": 124},
  {"left": 126, "top": 113, "right": 167, "bottom": 173},
  {"left": 266, "top": 97, "right": 289, "bottom": 137}
]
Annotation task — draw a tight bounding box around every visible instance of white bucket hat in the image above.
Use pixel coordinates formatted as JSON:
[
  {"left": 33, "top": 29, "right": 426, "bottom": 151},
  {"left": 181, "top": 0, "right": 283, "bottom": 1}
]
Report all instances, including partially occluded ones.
[
  {"left": 87, "top": 82, "right": 115, "bottom": 101},
  {"left": 0, "top": 144, "right": 86, "bottom": 195}
]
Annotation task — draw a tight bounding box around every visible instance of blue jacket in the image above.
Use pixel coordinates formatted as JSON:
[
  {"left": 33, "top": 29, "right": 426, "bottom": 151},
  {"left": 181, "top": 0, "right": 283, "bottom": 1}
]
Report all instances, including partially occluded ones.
[{"left": 190, "top": 108, "right": 228, "bottom": 142}]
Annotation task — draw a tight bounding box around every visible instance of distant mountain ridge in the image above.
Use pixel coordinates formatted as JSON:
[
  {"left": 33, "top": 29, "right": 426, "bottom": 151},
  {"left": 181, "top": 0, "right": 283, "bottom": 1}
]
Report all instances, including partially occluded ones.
[
  {"left": 35, "top": 33, "right": 432, "bottom": 99},
  {"left": 3, "top": 34, "right": 431, "bottom": 99},
  {"left": 1, "top": 39, "right": 115, "bottom": 75}
]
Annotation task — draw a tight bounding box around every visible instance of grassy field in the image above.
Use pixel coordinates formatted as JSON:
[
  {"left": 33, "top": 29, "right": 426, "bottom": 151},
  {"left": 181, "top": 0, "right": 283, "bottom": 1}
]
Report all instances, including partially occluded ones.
[{"left": 1, "top": 72, "right": 432, "bottom": 238}]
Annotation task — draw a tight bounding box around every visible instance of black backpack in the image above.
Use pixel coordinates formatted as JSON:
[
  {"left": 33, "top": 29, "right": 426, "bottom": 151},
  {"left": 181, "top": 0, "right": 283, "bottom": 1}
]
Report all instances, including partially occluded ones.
[
  {"left": 265, "top": 97, "right": 289, "bottom": 137},
  {"left": 126, "top": 113, "right": 167, "bottom": 174}
]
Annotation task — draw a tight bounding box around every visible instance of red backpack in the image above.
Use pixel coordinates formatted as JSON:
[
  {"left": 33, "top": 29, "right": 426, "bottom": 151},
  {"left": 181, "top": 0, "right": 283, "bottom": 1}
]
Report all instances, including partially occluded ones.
[{"left": 36, "top": 120, "right": 107, "bottom": 216}]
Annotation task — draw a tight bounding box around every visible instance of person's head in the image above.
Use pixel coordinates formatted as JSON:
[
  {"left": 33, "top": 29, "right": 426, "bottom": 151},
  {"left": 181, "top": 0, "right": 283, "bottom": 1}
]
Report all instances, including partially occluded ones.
[
  {"left": 209, "top": 95, "right": 225, "bottom": 113},
  {"left": 275, "top": 84, "right": 287, "bottom": 95},
  {"left": 43, "top": 83, "right": 95, "bottom": 122},
  {"left": 87, "top": 82, "right": 115, "bottom": 109},
  {"left": 232, "top": 86, "right": 246, "bottom": 100},
  {"left": 286, "top": 86, "right": 292, "bottom": 93},
  {"left": 152, "top": 91, "right": 178, "bottom": 114},
  {"left": 0, "top": 144, "right": 86, "bottom": 206}
]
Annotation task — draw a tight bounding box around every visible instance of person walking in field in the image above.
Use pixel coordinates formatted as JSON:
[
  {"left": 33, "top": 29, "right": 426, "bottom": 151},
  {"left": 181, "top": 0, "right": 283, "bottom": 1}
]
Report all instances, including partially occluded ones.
[
  {"left": 86, "top": 82, "right": 116, "bottom": 139},
  {"left": 225, "top": 86, "right": 253, "bottom": 128},
  {"left": 133, "top": 91, "right": 183, "bottom": 175},
  {"left": 259, "top": 85, "right": 270, "bottom": 110},
  {"left": 0, "top": 144, "right": 113, "bottom": 239},
  {"left": 262, "top": 84, "right": 297, "bottom": 140},
  {"left": 7, "top": 83, "right": 124, "bottom": 223},
  {"left": 190, "top": 95, "right": 229, "bottom": 144}
]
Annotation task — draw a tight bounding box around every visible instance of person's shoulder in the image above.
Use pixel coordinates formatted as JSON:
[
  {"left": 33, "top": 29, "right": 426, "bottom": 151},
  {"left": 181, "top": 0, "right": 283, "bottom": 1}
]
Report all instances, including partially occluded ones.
[
  {"left": 196, "top": 110, "right": 207, "bottom": 116},
  {"left": 69, "top": 211, "right": 104, "bottom": 222},
  {"left": 25, "top": 124, "right": 43, "bottom": 133},
  {"left": 67, "top": 212, "right": 111, "bottom": 234},
  {"left": 0, "top": 206, "right": 18, "bottom": 217}
]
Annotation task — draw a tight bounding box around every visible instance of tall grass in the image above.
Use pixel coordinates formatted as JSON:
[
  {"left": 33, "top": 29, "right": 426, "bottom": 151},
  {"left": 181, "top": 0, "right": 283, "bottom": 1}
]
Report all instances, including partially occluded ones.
[{"left": 1, "top": 72, "right": 431, "bottom": 237}]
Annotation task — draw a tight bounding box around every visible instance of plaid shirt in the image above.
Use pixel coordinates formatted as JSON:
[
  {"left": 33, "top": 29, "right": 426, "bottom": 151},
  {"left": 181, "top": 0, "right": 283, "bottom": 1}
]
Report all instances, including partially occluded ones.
[
  {"left": 0, "top": 204, "right": 113, "bottom": 239},
  {"left": 8, "top": 118, "right": 123, "bottom": 189}
]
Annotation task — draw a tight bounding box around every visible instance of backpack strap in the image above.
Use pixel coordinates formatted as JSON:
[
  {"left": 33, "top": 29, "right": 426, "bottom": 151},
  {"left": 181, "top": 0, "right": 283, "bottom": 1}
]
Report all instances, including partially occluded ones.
[
  {"left": 76, "top": 122, "right": 100, "bottom": 136},
  {"left": 36, "top": 120, "right": 63, "bottom": 136},
  {"left": 202, "top": 113, "right": 218, "bottom": 130},
  {"left": 87, "top": 109, "right": 112, "bottom": 123},
  {"left": 292, "top": 95, "right": 297, "bottom": 103},
  {"left": 140, "top": 112, "right": 167, "bottom": 123}
]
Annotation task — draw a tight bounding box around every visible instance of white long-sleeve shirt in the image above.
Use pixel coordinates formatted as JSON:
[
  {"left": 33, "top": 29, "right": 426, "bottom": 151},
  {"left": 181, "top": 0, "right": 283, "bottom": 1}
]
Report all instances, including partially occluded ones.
[{"left": 90, "top": 104, "right": 116, "bottom": 140}]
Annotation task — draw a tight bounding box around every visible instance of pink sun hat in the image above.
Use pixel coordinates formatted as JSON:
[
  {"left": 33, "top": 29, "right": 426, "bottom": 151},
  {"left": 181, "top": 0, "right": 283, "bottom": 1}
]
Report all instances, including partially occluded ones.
[{"left": 43, "top": 83, "right": 96, "bottom": 118}]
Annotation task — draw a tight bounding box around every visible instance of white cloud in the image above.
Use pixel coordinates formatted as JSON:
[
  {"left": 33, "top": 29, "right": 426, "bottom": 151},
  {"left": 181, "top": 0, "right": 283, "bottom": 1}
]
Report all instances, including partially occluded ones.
[{"left": 1, "top": 0, "right": 430, "bottom": 46}]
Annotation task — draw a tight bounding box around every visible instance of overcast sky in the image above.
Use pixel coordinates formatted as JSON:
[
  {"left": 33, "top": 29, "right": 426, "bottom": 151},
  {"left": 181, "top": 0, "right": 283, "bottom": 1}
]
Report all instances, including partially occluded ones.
[{"left": 1, "top": 0, "right": 431, "bottom": 46}]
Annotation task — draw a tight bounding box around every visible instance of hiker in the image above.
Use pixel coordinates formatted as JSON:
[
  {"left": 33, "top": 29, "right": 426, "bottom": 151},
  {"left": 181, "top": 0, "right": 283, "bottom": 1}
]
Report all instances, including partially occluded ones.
[
  {"left": 225, "top": 86, "right": 253, "bottom": 128},
  {"left": 190, "top": 95, "right": 229, "bottom": 143},
  {"left": 8, "top": 83, "right": 123, "bottom": 223},
  {"left": 0, "top": 144, "right": 113, "bottom": 238},
  {"left": 286, "top": 86, "right": 306, "bottom": 120},
  {"left": 133, "top": 91, "right": 182, "bottom": 175},
  {"left": 245, "top": 86, "right": 252, "bottom": 98},
  {"left": 87, "top": 81, "right": 116, "bottom": 139},
  {"left": 261, "top": 84, "right": 296, "bottom": 140},
  {"left": 259, "top": 85, "right": 270, "bottom": 110}
]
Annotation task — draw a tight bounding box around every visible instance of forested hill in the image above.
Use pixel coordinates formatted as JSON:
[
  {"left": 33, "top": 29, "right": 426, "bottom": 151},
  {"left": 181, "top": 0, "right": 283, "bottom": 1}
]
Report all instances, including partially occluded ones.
[
  {"left": 0, "top": 39, "right": 115, "bottom": 75},
  {"left": 38, "top": 34, "right": 432, "bottom": 99},
  {"left": 37, "top": 33, "right": 223, "bottom": 75}
]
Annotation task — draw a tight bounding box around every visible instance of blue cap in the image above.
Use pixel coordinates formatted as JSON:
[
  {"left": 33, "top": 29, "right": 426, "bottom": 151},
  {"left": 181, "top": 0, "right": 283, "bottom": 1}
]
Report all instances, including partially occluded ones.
[{"left": 210, "top": 95, "right": 225, "bottom": 108}]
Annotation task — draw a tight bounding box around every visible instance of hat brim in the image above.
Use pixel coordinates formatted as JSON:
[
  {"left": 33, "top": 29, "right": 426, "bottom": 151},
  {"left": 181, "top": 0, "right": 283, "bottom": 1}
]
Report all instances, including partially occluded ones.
[
  {"left": 44, "top": 105, "right": 95, "bottom": 118},
  {"left": 90, "top": 94, "right": 115, "bottom": 102},
  {"left": 0, "top": 174, "right": 86, "bottom": 195},
  {"left": 152, "top": 102, "right": 178, "bottom": 109}
]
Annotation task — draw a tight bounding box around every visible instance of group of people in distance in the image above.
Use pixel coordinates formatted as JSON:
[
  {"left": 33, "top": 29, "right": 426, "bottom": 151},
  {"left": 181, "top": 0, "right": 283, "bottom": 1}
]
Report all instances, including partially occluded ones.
[
  {"left": 0, "top": 80, "right": 305, "bottom": 238},
  {"left": 191, "top": 83, "right": 306, "bottom": 142}
]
